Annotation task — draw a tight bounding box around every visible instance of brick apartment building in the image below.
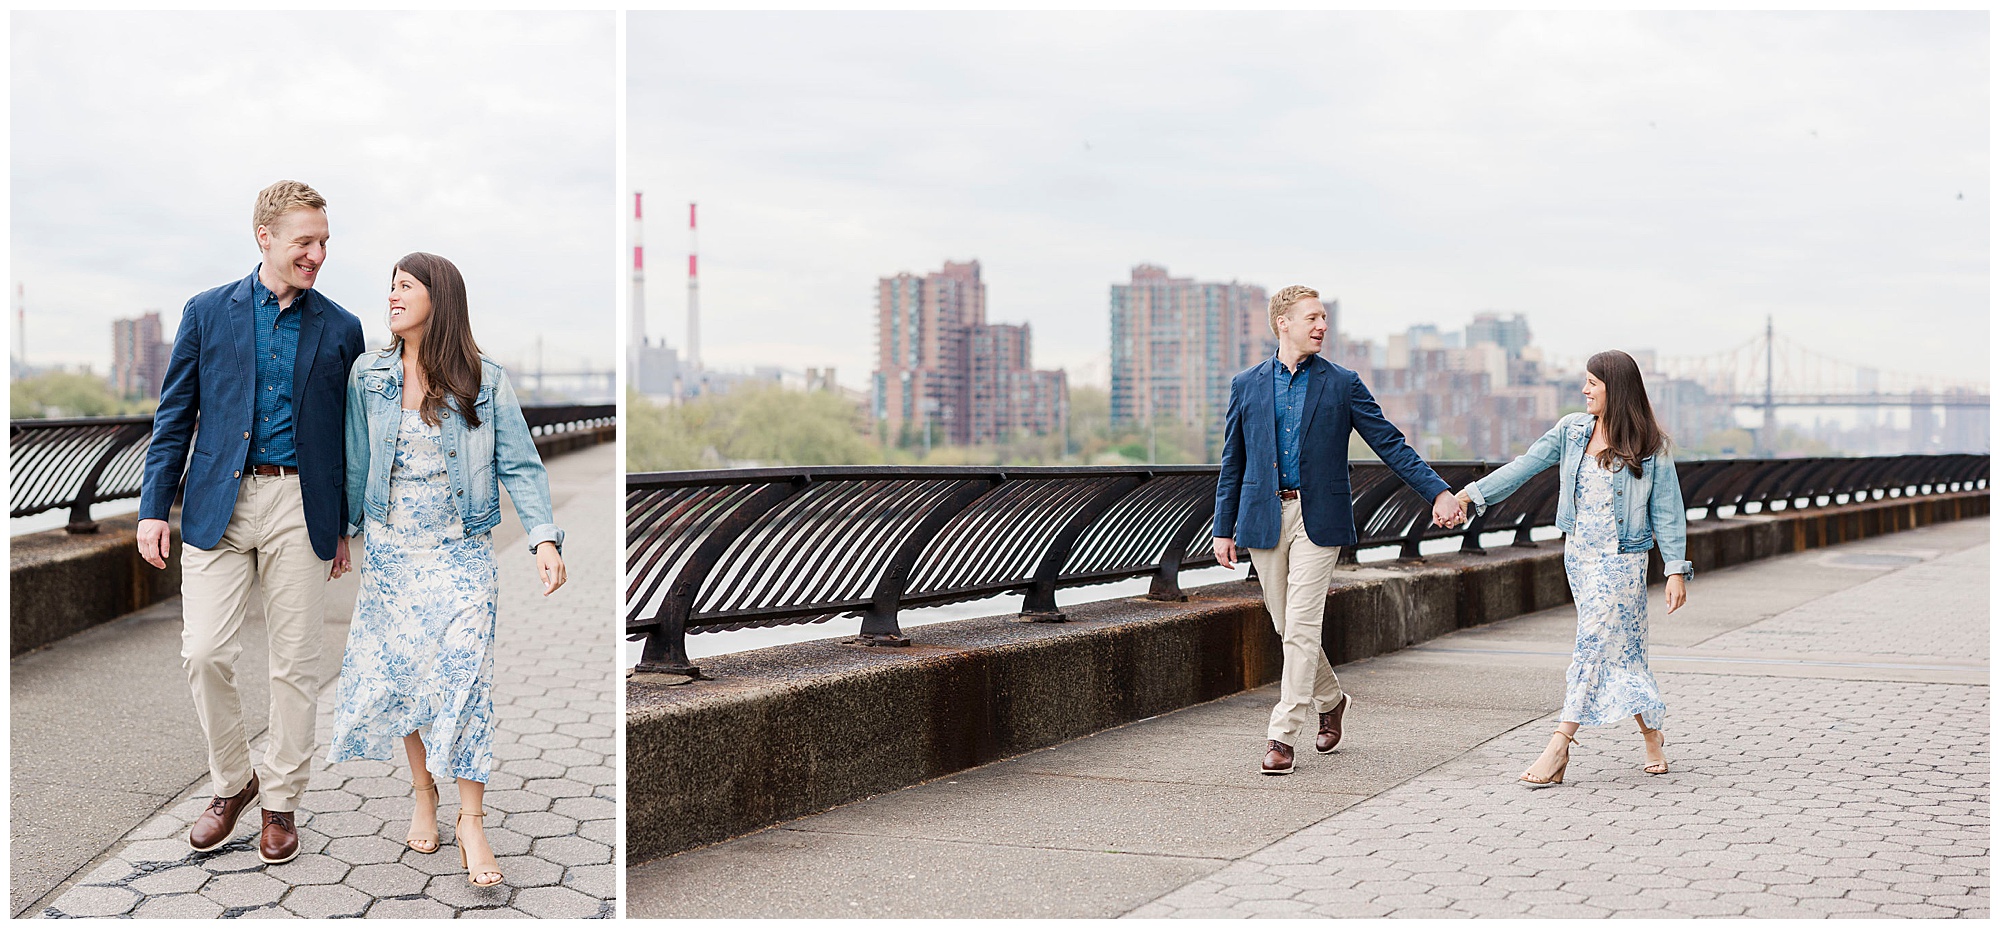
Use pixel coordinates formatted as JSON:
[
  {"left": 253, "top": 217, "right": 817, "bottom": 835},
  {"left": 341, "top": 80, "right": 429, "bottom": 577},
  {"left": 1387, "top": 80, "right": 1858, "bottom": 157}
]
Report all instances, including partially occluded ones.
[{"left": 874, "top": 260, "right": 1066, "bottom": 446}]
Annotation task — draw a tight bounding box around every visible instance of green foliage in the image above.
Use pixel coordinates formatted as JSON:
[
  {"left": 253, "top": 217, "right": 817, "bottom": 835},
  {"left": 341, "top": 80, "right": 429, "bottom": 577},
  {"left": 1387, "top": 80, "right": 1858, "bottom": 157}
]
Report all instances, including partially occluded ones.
[
  {"left": 626, "top": 385, "right": 882, "bottom": 472},
  {"left": 10, "top": 372, "right": 156, "bottom": 419}
]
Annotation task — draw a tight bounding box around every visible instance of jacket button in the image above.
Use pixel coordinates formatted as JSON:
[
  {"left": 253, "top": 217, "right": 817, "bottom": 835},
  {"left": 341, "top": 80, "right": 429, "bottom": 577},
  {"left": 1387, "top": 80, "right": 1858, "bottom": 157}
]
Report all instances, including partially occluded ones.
[
  {"left": 242, "top": 431, "right": 250, "bottom": 439},
  {"left": 233, "top": 470, "right": 241, "bottom": 478}
]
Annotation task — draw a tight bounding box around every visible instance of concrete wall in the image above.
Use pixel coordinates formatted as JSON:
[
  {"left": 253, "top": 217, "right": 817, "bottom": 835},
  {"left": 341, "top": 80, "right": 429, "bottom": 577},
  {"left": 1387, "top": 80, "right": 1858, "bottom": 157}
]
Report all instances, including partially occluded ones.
[
  {"left": 627, "top": 489, "right": 1989, "bottom": 864},
  {"left": 7, "top": 426, "right": 615, "bottom": 658}
]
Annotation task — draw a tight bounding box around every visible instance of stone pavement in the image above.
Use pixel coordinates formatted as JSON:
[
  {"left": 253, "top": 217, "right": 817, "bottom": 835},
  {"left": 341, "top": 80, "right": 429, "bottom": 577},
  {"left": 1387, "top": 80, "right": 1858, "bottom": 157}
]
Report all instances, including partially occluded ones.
[
  {"left": 628, "top": 516, "right": 1989, "bottom": 919},
  {"left": 22, "top": 442, "right": 616, "bottom": 919}
]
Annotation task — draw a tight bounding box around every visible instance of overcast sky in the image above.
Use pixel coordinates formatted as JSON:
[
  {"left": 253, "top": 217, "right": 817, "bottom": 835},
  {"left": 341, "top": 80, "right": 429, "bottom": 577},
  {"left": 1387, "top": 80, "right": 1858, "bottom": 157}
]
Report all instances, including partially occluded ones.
[
  {"left": 629, "top": 11, "right": 1987, "bottom": 393},
  {"left": 12, "top": 11, "right": 614, "bottom": 384}
]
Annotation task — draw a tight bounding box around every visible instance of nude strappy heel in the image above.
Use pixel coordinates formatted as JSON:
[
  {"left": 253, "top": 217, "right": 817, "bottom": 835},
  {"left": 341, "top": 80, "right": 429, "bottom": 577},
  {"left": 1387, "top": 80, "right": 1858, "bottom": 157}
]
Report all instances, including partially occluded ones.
[
  {"left": 406, "top": 776, "right": 440, "bottom": 854},
  {"left": 457, "top": 809, "right": 503, "bottom": 886},
  {"left": 1520, "top": 730, "right": 1579, "bottom": 788},
  {"left": 1639, "top": 724, "right": 1670, "bottom": 775}
]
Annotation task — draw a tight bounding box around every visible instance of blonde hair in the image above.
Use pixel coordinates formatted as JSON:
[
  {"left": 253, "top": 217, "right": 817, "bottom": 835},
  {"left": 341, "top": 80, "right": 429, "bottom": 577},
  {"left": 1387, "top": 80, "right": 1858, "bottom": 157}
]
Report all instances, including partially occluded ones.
[
  {"left": 1268, "top": 284, "right": 1320, "bottom": 336},
  {"left": 252, "top": 180, "right": 327, "bottom": 236}
]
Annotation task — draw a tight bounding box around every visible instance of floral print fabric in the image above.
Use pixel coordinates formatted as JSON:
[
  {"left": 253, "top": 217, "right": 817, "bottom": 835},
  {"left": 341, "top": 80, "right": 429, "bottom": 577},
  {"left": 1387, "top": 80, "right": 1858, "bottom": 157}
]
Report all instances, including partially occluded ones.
[
  {"left": 1561, "top": 454, "right": 1666, "bottom": 730},
  {"left": 328, "top": 410, "right": 498, "bottom": 783}
]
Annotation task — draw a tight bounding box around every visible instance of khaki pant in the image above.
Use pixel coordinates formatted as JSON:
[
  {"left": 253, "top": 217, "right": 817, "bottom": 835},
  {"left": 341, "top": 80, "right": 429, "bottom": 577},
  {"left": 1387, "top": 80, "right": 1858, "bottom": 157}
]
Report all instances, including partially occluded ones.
[
  {"left": 1246, "top": 495, "right": 1345, "bottom": 747},
  {"left": 178, "top": 473, "right": 327, "bottom": 812}
]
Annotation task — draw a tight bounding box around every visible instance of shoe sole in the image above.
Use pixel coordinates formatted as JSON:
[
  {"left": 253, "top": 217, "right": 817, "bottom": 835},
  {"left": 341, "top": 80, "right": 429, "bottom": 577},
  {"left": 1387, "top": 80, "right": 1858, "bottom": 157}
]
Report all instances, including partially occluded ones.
[
  {"left": 1261, "top": 766, "right": 1294, "bottom": 776},
  {"left": 1315, "top": 694, "right": 1354, "bottom": 754},
  {"left": 189, "top": 834, "right": 233, "bottom": 853},
  {"left": 257, "top": 848, "right": 300, "bottom": 865}
]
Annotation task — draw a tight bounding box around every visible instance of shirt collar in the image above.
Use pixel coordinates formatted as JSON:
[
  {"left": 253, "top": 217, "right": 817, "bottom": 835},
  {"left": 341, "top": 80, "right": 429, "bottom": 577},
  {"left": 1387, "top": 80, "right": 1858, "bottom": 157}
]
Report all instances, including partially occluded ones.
[
  {"left": 251, "top": 264, "right": 303, "bottom": 311},
  {"left": 1273, "top": 350, "right": 1313, "bottom": 377}
]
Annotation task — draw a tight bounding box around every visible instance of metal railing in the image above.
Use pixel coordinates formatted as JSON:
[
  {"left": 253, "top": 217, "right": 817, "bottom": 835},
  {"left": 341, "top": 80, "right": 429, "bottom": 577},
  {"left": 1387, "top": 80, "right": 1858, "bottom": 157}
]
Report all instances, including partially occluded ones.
[
  {"left": 626, "top": 454, "right": 1990, "bottom": 676},
  {"left": 9, "top": 403, "right": 618, "bottom": 534}
]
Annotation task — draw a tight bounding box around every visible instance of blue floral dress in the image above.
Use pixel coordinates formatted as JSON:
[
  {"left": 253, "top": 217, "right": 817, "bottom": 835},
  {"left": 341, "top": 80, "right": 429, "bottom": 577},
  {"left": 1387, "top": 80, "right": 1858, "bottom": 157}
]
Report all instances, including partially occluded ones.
[
  {"left": 328, "top": 410, "right": 498, "bottom": 783},
  {"left": 1561, "top": 454, "right": 1666, "bottom": 730}
]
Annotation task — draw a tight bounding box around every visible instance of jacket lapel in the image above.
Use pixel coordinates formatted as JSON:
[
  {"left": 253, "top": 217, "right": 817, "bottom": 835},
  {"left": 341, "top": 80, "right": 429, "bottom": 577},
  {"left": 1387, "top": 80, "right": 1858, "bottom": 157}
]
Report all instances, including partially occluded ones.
[
  {"left": 291, "top": 290, "right": 326, "bottom": 410},
  {"left": 226, "top": 273, "right": 258, "bottom": 419},
  {"left": 1298, "top": 354, "right": 1329, "bottom": 442},
  {"left": 1252, "top": 358, "right": 1278, "bottom": 463}
]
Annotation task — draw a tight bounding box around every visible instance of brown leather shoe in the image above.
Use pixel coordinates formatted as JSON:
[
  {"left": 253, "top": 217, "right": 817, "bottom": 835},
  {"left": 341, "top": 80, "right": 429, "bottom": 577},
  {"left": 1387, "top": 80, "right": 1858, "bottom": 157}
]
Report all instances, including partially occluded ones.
[
  {"left": 258, "top": 810, "right": 300, "bottom": 864},
  {"left": 1261, "top": 740, "right": 1295, "bottom": 775},
  {"left": 1315, "top": 692, "right": 1353, "bottom": 754},
  {"left": 188, "top": 775, "right": 259, "bottom": 852}
]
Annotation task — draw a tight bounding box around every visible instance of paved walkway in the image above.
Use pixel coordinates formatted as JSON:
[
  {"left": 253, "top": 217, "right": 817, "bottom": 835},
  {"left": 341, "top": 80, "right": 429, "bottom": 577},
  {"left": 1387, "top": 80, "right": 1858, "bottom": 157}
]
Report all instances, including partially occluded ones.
[
  {"left": 17, "top": 442, "right": 616, "bottom": 919},
  {"left": 628, "top": 516, "right": 1989, "bottom": 919}
]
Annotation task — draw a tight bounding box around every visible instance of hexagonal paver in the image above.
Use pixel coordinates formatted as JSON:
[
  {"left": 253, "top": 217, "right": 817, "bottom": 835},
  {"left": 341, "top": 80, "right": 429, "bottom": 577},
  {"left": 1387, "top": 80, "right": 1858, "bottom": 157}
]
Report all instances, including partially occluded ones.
[
  {"left": 513, "top": 884, "right": 601, "bottom": 919},
  {"left": 345, "top": 861, "right": 431, "bottom": 897},
  {"left": 203, "top": 871, "right": 288, "bottom": 908},
  {"left": 531, "top": 835, "right": 612, "bottom": 867},
  {"left": 132, "top": 892, "right": 228, "bottom": 918},
  {"left": 280, "top": 882, "right": 371, "bottom": 918}
]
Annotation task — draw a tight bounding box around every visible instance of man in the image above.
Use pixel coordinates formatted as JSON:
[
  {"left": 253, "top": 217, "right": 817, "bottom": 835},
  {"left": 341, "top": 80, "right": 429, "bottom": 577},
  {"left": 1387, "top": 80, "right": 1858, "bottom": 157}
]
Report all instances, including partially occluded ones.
[
  {"left": 136, "top": 181, "right": 366, "bottom": 863},
  {"left": 1212, "top": 285, "right": 1464, "bottom": 775}
]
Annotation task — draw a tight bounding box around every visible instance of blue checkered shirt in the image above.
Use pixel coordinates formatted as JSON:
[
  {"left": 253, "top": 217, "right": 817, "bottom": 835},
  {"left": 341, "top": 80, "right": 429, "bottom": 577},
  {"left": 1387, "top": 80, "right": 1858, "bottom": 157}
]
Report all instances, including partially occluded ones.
[{"left": 249, "top": 269, "right": 302, "bottom": 467}]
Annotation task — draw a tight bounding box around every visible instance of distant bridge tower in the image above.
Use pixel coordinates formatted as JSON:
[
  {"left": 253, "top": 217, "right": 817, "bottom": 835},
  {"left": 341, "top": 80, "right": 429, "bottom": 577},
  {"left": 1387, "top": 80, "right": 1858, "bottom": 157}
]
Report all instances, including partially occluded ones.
[
  {"left": 1757, "top": 314, "right": 1777, "bottom": 456},
  {"left": 687, "top": 202, "right": 701, "bottom": 376},
  {"left": 628, "top": 192, "right": 646, "bottom": 394}
]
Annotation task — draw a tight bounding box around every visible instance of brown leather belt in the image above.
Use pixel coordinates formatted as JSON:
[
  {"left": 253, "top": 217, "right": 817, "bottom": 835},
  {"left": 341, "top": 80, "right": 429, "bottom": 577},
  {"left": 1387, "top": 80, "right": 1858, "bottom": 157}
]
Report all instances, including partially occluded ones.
[
  {"left": 1277, "top": 489, "right": 1299, "bottom": 500},
  {"left": 250, "top": 464, "right": 300, "bottom": 476}
]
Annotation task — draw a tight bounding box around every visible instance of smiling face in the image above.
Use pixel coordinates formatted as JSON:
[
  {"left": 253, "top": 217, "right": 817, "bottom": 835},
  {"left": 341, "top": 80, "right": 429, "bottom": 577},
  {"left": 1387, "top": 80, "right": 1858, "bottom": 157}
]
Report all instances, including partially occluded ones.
[
  {"left": 388, "top": 269, "right": 434, "bottom": 339},
  {"left": 1583, "top": 370, "right": 1608, "bottom": 415},
  {"left": 1276, "top": 297, "right": 1330, "bottom": 359},
  {"left": 255, "top": 207, "right": 329, "bottom": 293}
]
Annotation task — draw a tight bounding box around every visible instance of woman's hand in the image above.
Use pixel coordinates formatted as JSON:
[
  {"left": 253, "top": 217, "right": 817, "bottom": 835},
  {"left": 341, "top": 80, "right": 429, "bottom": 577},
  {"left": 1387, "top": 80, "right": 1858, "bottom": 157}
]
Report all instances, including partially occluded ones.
[
  {"left": 536, "top": 542, "right": 567, "bottom": 596},
  {"left": 1664, "top": 574, "right": 1687, "bottom": 614},
  {"left": 1455, "top": 488, "right": 1474, "bottom": 511}
]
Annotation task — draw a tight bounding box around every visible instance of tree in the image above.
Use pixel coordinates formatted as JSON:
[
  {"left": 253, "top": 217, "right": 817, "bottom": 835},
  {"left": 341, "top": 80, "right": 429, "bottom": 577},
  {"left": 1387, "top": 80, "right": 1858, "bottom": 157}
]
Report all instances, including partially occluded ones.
[{"left": 9, "top": 372, "right": 153, "bottom": 419}]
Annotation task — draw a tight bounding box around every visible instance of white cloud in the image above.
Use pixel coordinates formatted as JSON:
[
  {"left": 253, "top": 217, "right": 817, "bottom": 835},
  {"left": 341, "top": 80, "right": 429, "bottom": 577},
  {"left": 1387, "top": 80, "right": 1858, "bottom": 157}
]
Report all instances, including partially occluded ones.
[
  {"left": 11, "top": 11, "right": 615, "bottom": 383},
  {"left": 629, "top": 11, "right": 1987, "bottom": 392}
]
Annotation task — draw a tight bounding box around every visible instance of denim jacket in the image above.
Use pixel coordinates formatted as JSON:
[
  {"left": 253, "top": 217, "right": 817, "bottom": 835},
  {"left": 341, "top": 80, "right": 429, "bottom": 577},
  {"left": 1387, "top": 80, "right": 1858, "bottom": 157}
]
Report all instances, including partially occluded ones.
[
  {"left": 344, "top": 345, "right": 564, "bottom": 554},
  {"left": 1465, "top": 412, "right": 1692, "bottom": 578}
]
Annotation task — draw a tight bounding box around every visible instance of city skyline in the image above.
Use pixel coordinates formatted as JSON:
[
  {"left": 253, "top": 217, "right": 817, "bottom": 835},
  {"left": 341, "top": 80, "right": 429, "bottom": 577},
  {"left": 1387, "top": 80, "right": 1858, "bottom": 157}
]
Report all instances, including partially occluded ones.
[
  {"left": 11, "top": 11, "right": 616, "bottom": 380},
  {"left": 628, "top": 11, "right": 1986, "bottom": 395}
]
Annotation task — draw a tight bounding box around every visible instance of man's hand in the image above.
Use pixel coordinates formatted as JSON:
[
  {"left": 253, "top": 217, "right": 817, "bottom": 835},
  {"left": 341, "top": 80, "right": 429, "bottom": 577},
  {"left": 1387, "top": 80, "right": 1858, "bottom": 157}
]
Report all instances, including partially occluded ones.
[
  {"left": 1431, "top": 490, "right": 1466, "bottom": 528},
  {"left": 1212, "top": 536, "right": 1239, "bottom": 570},
  {"left": 1665, "top": 575, "right": 1688, "bottom": 614},
  {"left": 136, "top": 518, "right": 172, "bottom": 569},
  {"left": 537, "top": 542, "right": 567, "bottom": 596},
  {"left": 329, "top": 536, "right": 352, "bottom": 580}
]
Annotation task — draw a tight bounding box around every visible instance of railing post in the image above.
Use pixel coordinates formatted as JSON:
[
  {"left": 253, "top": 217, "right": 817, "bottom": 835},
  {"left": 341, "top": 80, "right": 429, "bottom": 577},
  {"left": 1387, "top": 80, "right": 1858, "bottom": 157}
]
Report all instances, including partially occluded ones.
[
  {"left": 67, "top": 423, "right": 149, "bottom": 534},
  {"left": 1147, "top": 498, "right": 1216, "bottom": 602},
  {"left": 856, "top": 476, "right": 999, "bottom": 646},
  {"left": 632, "top": 478, "right": 809, "bottom": 677},
  {"left": 1019, "top": 474, "right": 1146, "bottom": 621}
]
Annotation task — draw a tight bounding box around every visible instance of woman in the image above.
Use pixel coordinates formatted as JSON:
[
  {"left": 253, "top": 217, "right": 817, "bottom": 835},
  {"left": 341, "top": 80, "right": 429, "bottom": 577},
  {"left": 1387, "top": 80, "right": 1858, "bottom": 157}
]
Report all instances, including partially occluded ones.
[
  {"left": 329, "top": 252, "right": 568, "bottom": 887},
  {"left": 1457, "top": 350, "right": 1690, "bottom": 787}
]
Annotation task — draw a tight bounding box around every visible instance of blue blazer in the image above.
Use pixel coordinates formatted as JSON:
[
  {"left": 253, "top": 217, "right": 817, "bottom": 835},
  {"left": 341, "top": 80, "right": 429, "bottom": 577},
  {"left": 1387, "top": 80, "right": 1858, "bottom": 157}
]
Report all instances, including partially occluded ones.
[
  {"left": 139, "top": 271, "right": 367, "bottom": 560},
  {"left": 1214, "top": 355, "right": 1451, "bottom": 549}
]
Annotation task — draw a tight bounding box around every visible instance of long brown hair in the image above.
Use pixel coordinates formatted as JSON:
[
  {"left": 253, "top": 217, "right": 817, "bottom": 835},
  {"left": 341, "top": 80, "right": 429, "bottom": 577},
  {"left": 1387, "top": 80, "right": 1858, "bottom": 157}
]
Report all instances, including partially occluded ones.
[
  {"left": 1587, "top": 350, "right": 1666, "bottom": 477},
  {"left": 392, "top": 252, "right": 483, "bottom": 429}
]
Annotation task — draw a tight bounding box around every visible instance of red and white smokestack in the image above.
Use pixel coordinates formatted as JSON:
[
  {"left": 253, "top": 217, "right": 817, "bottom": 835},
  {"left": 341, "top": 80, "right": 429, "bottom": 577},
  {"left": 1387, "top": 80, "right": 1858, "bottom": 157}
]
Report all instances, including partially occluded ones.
[
  {"left": 627, "top": 192, "right": 646, "bottom": 388},
  {"left": 687, "top": 202, "right": 700, "bottom": 373}
]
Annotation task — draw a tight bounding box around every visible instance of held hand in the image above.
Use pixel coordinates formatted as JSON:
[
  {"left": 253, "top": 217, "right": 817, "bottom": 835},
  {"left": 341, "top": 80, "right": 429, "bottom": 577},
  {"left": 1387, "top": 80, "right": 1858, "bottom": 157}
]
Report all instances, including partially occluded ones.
[
  {"left": 1455, "top": 488, "right": 1474, "bottom": 511},
  {"left": 537, "top": 542, "right": 567, "bottom": 596},
  {"left": 1212, "top": 537, "right": 1238, "bottom": 571},
  {"left": 1664, "top": 575, "right": 1687, "bottom": 614},
  {"left": 329, "top": 536, "right": 352, "bottom": 580},
  {"left": 1431, "top": 490, "right": 1466, "bottom": 529},
  {"left": 136, "top": 518, "right": 171, "bottom": 569}
]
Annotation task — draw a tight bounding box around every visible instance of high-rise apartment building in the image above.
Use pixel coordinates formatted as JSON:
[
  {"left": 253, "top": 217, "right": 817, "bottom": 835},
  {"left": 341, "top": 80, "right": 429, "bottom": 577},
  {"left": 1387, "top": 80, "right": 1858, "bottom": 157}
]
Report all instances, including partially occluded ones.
[
  {"left": 1466, "top": 312, "right": 1531, "bottom": 358},
  {"left": 1108, "top": 265, "right": 1272, "bottom": 454},
  {"left": 874, "top": 260, "right": 1065, "bottom": 446},
  {"left": 111, "top": 311, "right": 168, "bottom": 400}
]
